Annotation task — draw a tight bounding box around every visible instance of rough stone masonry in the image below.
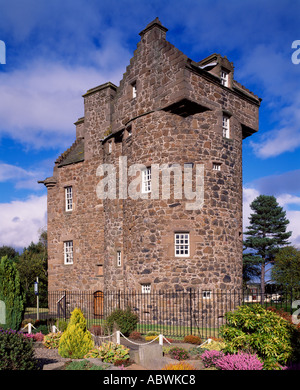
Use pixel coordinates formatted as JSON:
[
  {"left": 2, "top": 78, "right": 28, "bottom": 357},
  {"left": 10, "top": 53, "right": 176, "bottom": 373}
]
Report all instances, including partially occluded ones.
[{"left": 40, "top": 18, "right": 261, "bottom": 297}]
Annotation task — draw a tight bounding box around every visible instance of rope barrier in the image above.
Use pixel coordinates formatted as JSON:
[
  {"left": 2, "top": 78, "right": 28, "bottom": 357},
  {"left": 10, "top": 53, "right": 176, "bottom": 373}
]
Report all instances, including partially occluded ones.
[
  {"left": 197, "top": 338, "right": 212, "bottom": 348},
  {"left": 90, "top": 331, "right": 172, "bottom": 346}
]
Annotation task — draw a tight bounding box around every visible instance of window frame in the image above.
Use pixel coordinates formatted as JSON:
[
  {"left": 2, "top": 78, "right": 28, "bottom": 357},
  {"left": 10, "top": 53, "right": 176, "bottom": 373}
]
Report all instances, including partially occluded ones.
[
  {"left": 174, "top": 232, "right": 190, "bottom": 257},
  {"left": 141, "top": 167, "right": 151, "bottom": 194},
  {"left": 117, "top": 251, "right": 122, "bottom": 267},
  {"left": 108, "top": 141, "right": 112, "bottom": 154},
  {"left": 141, "top": 283, "right": 151, "bottom": 294},
  {"left": 222, "top": 114, "right": 230, "bottom": 139},
  {"left": 64, "top": 240, "right": 73, "bottom": 265},
  {"left": 213, "top": 163, "right": 221, "bottom": 171},
  {"left": 220, "top": 69, "right": 229, "bottom": 87},
  {"left": 132, "top": 81, "right": 137, "bottom": 99},
  {"left": 202, "top": 290, "right": 212, "bottom": 299},
  {"left": 65, "top": 186, "right": 73, "bottom": 212}
]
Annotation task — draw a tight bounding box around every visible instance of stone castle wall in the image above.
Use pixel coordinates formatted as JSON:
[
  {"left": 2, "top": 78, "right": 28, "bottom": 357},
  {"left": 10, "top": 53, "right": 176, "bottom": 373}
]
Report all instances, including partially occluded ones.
[{"left": 44, "top": 19, "right": 260, "bottom": 296}]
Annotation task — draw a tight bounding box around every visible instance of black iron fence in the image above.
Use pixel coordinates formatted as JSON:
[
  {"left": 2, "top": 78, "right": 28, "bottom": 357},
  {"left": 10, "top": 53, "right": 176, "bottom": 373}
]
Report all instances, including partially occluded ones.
[{"left": 24, "top": 288, "right": 300, "bottom": 339}]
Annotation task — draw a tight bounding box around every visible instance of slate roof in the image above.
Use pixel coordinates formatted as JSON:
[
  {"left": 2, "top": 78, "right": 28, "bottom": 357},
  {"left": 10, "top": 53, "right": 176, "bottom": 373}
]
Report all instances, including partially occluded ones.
[{"left": 56, "top": 137, "right": 84, "bottom": 167}]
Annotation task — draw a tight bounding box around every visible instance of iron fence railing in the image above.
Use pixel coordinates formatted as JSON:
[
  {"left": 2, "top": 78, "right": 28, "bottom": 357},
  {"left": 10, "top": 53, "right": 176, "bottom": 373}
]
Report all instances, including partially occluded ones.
[{"left": 24, "top": 288, "right": 300, "bottom": 339}]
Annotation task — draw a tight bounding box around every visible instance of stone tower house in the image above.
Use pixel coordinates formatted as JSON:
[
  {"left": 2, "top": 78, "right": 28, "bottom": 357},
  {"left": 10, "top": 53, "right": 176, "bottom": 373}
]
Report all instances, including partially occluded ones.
[{"left": 41, "top": 18, "right": 261, "bottom": 295}]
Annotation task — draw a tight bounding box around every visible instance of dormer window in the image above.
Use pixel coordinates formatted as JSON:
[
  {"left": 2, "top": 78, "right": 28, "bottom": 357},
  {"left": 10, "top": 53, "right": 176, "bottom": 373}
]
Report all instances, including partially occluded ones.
[
  {"left": 132, "top": 82, "right": 137, "bottom": 99},
  {"left": 221, "top": 70, "right": 229, "bottom": 87}
]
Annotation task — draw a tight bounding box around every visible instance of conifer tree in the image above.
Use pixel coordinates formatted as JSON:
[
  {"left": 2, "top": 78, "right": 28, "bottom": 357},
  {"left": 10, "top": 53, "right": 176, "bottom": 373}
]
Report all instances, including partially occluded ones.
[
  {"left": 0, "top": 256, "right": 25, "bottom": 330},
  {"left": 243, "top": 195, "right": 292, "bottom": 297}
]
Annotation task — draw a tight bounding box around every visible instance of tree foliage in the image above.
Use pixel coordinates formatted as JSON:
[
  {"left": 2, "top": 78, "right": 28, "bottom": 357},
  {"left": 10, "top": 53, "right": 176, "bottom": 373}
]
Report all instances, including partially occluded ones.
[
  {"left": 243, "top": 195, "right": 292, "bottom": 293},
  {"left": 16, "top": 230, "right": 48, "bottom": 307},
  {"left": 271, "top": 246, "right": 300, "bottom": 290}
]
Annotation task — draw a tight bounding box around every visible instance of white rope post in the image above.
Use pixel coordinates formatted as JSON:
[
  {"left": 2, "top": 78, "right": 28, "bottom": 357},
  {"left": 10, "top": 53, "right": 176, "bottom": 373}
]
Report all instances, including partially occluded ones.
[
  {"left": 116, "top": 330, "right": 121, "bottom": 345},
  {"left": 52, "top": 325, "right": 57, "bottom": 333},
  {"left": 159, "top": 334, "right": 163, "bottom": 346},
  {"left": 28, "top": 323, "right": 32, "bottom": 334}
]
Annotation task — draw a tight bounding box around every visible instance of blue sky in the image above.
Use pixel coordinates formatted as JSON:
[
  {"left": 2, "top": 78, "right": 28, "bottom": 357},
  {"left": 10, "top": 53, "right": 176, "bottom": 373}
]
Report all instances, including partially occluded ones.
[{"left": 0, "top": 0, "right": 299, "bottom": 250}]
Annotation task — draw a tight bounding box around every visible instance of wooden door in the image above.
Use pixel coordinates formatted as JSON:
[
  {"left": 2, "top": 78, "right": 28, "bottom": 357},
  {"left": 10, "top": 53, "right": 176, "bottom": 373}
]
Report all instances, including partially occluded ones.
[{"left": 93, "top": 291, "right": 104, "bottom": 318}]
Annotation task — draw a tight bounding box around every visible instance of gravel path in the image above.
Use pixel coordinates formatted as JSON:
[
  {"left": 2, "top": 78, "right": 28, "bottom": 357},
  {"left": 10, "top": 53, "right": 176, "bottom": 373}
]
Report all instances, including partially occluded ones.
[{"left": 33, "top": 344, "right": 72, "bottom": 370}]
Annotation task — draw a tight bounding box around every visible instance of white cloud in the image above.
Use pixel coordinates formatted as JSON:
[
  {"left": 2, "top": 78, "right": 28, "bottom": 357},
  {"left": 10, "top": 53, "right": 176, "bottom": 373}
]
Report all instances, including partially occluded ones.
[
  {"left": 0, "top": 49, "right": 130, "bottom": 149},
  {"left": 237, "top": 43, "right": 300, "bottom": 158},
  {"left": 0, "top": 195, "right": 47, "bottom": 249},
  {"left": 0, "top": 162, "right": 47, "bottom": 191}
]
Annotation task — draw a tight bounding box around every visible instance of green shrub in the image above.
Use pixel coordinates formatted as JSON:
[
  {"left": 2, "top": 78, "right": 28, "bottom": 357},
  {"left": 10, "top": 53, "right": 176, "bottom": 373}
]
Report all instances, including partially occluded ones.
[
  {"left": 0, "top": 328, "right": 37, "bottom": 370},
  {"left": 106, "top": 307, "right": 138, "bottom": 336},
  {"left": 58, "top": 308, "right": 94, "bottom": 359},
  {"left": 220, "top": 304, "right": 299, "bottom": 368},
  {"left": 34, "top": 324, "right": 49, "bottom": 335},
  {"left": 85, "top": 341, "right": 130, "bottom": 363},
  {"left": 0, "top": 256, "right": 25, "bottom": 330},
  {"left": 56, "top": 319, "right": 68, "bottom": 332},
  {"left": 64, "top": 360, "right": 106, "bottom": 370},
  {"left": 146, "top": 330, "right": 159, "bottom": 337}
]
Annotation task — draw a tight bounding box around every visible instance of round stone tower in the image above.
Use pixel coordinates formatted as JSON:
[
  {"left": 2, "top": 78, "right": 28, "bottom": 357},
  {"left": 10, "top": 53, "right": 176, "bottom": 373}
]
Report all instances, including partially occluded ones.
[{"left": 99, "top": 18, "right": 261, "bottom": 293}]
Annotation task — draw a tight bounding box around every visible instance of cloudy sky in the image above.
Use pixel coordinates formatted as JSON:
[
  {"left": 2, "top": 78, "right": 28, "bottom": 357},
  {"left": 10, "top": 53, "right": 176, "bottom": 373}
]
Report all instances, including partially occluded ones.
[{"left": 0, "top": 0, "right": 299, "bottom": 250}]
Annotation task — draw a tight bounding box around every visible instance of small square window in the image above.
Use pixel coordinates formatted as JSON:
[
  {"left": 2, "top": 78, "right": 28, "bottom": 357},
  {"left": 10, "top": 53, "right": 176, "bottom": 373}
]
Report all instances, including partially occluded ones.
[
  {"left": 64, "top": 241, "right": 73, "bottom": 265},
  {"left": 175, "top": 233, "right": 190, "bottom": 257},
  {"left": 203, "top": 290, "right": 211, "bottom": 299},
  {"left": 221, "top": 70, "right": 229, "bottom": 87},
  {"left": 213, "top": 163, "right": 221, "bottom": 171},
  {"left": 117, "top": 251, "right": 122, "bottom": 267},
  {"left": 142, "top": 167, "right": 151, "bottom": 193},
  {"left": 141, "top": 283, "right": 151, "bottom": 294},
  {"left": 65, "top": 186, "right": 73, "bottom": 211},
  {"left": 222, "top": 115, "right": 230, "bottom": 139}
]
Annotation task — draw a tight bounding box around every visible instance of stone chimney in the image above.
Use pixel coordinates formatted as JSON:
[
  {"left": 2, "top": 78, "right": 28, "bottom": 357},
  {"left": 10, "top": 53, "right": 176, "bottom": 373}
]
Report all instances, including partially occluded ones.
[{"left": 139, "top": 17, "right": 168, "bottom": 42}]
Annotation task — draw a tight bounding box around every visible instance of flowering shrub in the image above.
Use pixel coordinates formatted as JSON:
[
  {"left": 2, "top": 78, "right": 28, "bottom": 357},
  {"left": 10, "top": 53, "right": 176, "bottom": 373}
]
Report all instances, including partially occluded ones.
[
  {"left": 183, "top": 335, "right": 202, "bottom": 344},
  {"left": 283, "top": 362, "right": 300, "bottom": 370},
  {"left": 215, "top": 352, "right": 263, "bottom": 370},
  {"left": 163, "top": 362, "right": 196, "bottom": 370},
  {"left": 43, "top": 332, "right": 63, "bottom": 349},
  {"left": 200, "top": 350, "right": 225, "bottom": 368},
  {"left": 23, "top": 332, "right": 44, "bottom": 342},
  {"left": 168, "top": 347, "right": 189, "bottom": 360}
]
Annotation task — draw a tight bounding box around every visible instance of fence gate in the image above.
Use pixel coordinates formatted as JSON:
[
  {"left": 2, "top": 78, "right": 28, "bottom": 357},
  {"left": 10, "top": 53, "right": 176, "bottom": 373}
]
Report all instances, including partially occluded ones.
[{"left": 93, "top": 291, "right": 104, "bottom": 318}]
